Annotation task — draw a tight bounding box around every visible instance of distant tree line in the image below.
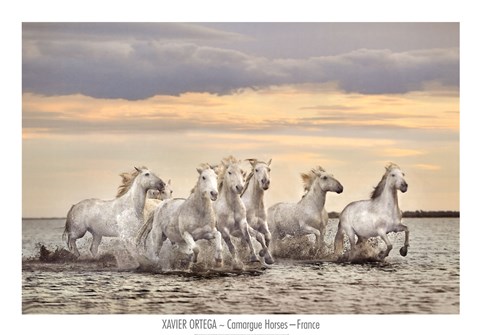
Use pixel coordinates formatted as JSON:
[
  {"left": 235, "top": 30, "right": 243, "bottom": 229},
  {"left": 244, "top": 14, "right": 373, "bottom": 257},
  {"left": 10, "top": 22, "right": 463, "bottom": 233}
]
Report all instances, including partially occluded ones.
[{"left": 328, "top": 210, "right": 459, "bottom": 218}]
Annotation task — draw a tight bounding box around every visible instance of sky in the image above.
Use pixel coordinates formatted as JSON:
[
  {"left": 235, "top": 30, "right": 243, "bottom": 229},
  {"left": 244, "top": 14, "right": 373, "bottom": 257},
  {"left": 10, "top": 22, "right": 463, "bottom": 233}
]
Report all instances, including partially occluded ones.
[{"left": 22, "top": 22, "right": 459, "bottom": 217}]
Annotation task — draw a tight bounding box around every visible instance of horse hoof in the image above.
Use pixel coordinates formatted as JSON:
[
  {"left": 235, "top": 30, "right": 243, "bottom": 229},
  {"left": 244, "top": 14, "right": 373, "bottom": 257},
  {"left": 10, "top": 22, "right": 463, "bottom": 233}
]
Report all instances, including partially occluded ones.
[
  {"left": 264, "top": 255, "right": 275, "bottom": 265},
  {"left": 399, "top": 246, "right": 408, "bottom": 257}
]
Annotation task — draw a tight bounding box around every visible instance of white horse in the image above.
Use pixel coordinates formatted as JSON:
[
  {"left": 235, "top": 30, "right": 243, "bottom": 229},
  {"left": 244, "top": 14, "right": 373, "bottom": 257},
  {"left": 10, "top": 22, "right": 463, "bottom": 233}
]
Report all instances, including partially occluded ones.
[
  {"left": 119, "top": 170, "right": 173, "bottom": 220},
  {"left": 334, "top": 163, "right": 409, "bottom": 260},
  {"left": 214, "top": 156, "right": 260, "bottom": 269},
  {"left": 241, "top": 158, "right": 274, "bottom": 265},
  {"left": 114, "top": 173, "right": 172, "bottom": 250},
  {"left": 268, "top": 166, "right": 343, "bottom": 252},
  {"left": 63, "top": 167, "right": 165, "bottom": 257},
  {"left": 146, "top": 164, "right": 223, "bottom": 268}
]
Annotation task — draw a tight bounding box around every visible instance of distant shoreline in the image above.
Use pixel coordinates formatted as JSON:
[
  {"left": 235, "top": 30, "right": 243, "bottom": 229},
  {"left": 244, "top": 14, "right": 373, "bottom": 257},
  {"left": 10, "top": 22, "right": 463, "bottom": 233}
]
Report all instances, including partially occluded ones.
[
  {"left": 23, "top": 210, "right": 460, "bottom": 220},
  {"left": 328, "top": 210, "right": 460, "bottom": 219}
]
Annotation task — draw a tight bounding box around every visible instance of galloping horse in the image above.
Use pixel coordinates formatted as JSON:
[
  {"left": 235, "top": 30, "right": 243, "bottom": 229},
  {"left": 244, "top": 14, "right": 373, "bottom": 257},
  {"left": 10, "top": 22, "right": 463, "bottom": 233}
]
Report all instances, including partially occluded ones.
[
  {"left": 268, "top": 166, "right": 343, "bottom": 252},
  {"left": 334, "top": 163, "right": 409, "bottom": 260},
  {"left": 143, "top": 164, "right": 223, "bottom": 268},
  {"left": 241, "top": 158, "right": 274, "bottom": 264},
  {"left": 214, "top": 156, "right": 259, "bottom": 269},
  {"left": 63, "top": 167, "right": 165, "bottom": 257}
]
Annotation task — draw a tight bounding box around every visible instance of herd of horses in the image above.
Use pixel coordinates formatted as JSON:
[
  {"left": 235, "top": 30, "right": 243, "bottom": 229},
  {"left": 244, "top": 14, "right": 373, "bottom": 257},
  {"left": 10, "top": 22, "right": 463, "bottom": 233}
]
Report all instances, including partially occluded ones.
[{"left": 63, "top": 156, "right": 410, "bottom": 269}]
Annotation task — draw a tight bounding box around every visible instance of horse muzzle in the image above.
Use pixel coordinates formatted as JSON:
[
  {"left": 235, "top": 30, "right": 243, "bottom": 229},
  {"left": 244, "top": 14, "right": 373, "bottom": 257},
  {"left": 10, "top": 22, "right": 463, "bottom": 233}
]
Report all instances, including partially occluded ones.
[
  {"left": 400, "top": 183, "right": 408, "bottom": 193},
  {"left": 210, "top": 191, "right": 218, "bottom": 201},
  {"left": 337, "top": 186, "right": 344, "bottom": 194},
  {"left": 155, "top": 180, "right": 166, "bottom": 192}
]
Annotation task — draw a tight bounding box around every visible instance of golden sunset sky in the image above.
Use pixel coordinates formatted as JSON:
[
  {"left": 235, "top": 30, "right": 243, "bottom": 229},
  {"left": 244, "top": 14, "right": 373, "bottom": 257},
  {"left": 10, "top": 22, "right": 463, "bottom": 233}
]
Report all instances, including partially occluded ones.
[{"left": 22, "top": 22, "right": 459, "bottom": 217}]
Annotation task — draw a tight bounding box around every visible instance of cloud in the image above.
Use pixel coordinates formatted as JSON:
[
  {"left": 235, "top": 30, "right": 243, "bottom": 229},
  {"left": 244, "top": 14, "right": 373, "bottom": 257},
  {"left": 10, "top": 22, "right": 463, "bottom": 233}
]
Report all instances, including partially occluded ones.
[{"left": 22, "top": 23, "right": 459, "bottom": 100}]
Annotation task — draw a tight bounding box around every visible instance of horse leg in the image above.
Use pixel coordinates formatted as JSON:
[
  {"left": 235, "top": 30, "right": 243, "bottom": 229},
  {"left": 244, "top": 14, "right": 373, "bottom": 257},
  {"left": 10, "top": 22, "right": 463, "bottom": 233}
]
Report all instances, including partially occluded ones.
[
  {"left": 181, "top": 231, "right": 199, "bottom": 264},
  {"left": 220, "top": 228, "right": 243, "bottom": 270},
  {"left": 90, "top": 234, "right": 102, "bottom": 257},
  {"left": 67, "top": 236, "right": 80, "bottom": 258},
  {"left": 152, "top": 229, "right": 166, "bottom": 258},
  {"left": 193, "top": 226, "right": 224, "bottom": 267},
  {"left": 343, "top": 226, "right": 357, "bottom": 261},
  {"left": 248, "top": 226, "right": 274, "bottom": 265},
  {"left": 240, "top": 219, "right": 260, "bottom": 263},
  {"left": 258, "top": 218, "right": 273, "bottom": 248},
  {"left": 299, "top": 222, "right": 322, "bottom": 250},
  {"left": 213, "top": 229, "right": 224, "bottom": 267},
  {"left": 397, "top": 224, "right": 410, "bottom": 257},
  {"left": 378, "top": 232, "right": 393, "bottom": 260}
]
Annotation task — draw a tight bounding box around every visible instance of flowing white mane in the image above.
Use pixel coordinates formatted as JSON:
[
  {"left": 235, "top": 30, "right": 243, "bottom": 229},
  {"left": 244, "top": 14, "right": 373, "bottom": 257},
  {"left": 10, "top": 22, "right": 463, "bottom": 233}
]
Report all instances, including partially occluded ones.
[
  {"left": 301, "top": 166, "right": 326, "bottom": 193},
  {"left": 116, "top": 166, "right": 148, "bottom": 198}
]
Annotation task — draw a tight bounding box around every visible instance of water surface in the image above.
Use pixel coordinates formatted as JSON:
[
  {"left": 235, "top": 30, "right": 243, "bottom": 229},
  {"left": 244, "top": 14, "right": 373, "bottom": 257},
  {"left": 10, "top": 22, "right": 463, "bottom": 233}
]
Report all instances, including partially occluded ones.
[{"left": 22, "top": 218, "right": 459, "bottom": 314}]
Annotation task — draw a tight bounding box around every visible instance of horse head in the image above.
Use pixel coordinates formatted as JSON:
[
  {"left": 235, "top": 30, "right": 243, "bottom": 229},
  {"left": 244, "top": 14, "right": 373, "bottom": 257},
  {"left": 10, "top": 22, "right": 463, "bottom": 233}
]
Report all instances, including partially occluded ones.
[
  {"left": 134, "top": 166, "right": 165, "bottom": 193},
  {"left": 303, "top": 166, "right": 343, "bottom": 195},
  {"left": 386, "top": 163, "right": 408, "bottom": 193},
  {"left": 247, "top": 158, "right": 272, "bottom": 191},
  {"left": 221, "top": 156, "right": 245, "bottom": 195},
  {"left": 196, "top": 164, "right": 219, "bottom": 201},
  {"left": 158, "top": 179, "right": 173, "bottom": 200}
]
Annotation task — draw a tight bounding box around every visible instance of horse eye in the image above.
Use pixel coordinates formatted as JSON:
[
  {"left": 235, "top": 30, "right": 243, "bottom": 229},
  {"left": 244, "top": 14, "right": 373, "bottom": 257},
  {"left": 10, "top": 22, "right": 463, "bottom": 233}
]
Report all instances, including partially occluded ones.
[
  {"left": 255, "top": 169, "right": 259, "bottom": 173},
  {"left": 145, "top": 173, "right": 150, "bottom": 177},
  {"left": 391, "top": 173, "right": 395, "bottom": 177},
  {"left": 322, "top": 176, "right": 327, "bottom": 180},
  {"left": 228, "top": 171, "right": 232, "bottom": 175},
  {"left": 170, "top": 190, "right": 173, "bottom": 194},
  {"left": 202, "top": 176, "right": 206, "bottom": 180}
]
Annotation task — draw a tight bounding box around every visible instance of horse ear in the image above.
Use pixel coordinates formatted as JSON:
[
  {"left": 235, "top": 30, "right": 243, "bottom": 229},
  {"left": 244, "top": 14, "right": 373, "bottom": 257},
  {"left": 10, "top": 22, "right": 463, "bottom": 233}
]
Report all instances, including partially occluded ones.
[
  {"left": 196, "top": 167, "right": 203, "bottom": 174},
  {"left": 167, "top": 179, "right": 171, "bottom": 185},
  {"left": 134, "top": 166, "right": 141, "bottom": 172},
  {"left": 267, "top": 158, "right": 272, "bottom": 166},
  {"left": 246, "top": 158, "right": 257, "bottom": 167}
]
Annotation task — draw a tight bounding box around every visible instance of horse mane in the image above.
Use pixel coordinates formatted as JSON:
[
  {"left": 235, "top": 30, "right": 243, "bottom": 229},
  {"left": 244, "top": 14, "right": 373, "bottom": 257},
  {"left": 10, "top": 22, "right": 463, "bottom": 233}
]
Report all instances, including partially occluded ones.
[
  {"left": 116, "top": 166, "right": 148, "bottom": 198},
  {"left": 240, "top": 171, "right": 254, "bottom": 197},
  {"left": 370, "top": 162, "right": 401, "bottom": 199},
  {"left": 301, "top": 166, "right": 325, "bottom": 193},
  {"left": 217, "top": 155, "right": 240, "bottom": 193}
]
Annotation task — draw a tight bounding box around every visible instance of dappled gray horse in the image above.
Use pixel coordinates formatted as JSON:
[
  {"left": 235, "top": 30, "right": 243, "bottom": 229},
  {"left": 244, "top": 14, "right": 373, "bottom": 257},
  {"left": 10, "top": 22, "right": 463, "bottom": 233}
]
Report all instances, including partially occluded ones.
[
  {"left": 268, "top": 166, "right": 343, "bottom": 252},
  {"left": 214, "top": 156, "right": 259, "bottom": 269},
  {"left": 142, "top": 164, "right": 223, "bottom": 268},
  {"left": 334, "top": 163, "right": 409, "bottom": 260},
  {"left": 241, "top": 158, "right": 274, "bottom": 264},
  {"left": 63, "top": 167, "right": 165, "bottom": 257}
]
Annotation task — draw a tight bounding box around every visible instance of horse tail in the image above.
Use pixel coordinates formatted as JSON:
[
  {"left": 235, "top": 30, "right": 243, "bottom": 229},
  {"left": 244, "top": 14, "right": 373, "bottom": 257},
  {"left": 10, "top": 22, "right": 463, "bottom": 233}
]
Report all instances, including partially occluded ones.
[
  {"left": 334, "top": 219, "right": 344, "bottom": 255},
  {"left": 135, "top": 210, "right": 154, "bottom": 248},
  {"left": 63, "top": 205, "right": 75, "bottom": 245},
  {"left": 63, "top": 205, "right": 75, "bottom": 240}
]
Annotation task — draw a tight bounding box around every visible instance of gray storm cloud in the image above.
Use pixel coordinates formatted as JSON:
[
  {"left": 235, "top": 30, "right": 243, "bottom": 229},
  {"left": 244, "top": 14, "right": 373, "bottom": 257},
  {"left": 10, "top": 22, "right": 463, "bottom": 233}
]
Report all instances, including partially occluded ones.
[{"left": 22, "top": 23, "right": 459, "bottom": 100}]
